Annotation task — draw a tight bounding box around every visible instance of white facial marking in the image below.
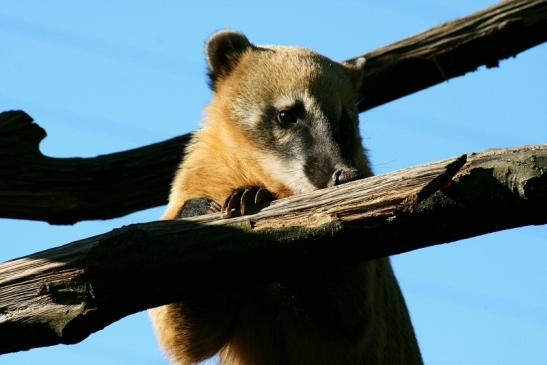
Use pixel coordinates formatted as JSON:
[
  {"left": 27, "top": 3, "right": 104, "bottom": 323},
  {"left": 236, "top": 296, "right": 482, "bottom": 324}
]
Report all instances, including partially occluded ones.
[{"left": 259, "top": 155, "right": 317, "bottom": 194}]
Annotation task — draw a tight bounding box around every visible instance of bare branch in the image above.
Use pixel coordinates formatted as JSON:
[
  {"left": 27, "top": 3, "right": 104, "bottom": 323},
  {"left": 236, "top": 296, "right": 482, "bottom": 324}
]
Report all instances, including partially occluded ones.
[
  {"left": 1, "top": 0, "right": 546, "bottom": 223},
  {"left": 0, "top": 111, "right": 187, "bottom": 224},
  {"left": 1, "top": 144, "right": 545, "bottom": 354},
  {"left": 355, "top": 0, "right": 547, "bottom": 110}
]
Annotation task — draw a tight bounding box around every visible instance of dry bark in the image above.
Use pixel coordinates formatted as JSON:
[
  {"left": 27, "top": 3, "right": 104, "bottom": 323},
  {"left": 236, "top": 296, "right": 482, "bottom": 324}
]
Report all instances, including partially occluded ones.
[
  {"left": 355, "top": 0, "right": 547, "bottom": 110},
  {"left": 1, "top": 0, "right": 546, "bottom": 223},
  {"left": 1, "top": 144, "right": 545, "bottom": 354},
  {"left": 0, "top": 111, "right": 188, "bottom": 224}
]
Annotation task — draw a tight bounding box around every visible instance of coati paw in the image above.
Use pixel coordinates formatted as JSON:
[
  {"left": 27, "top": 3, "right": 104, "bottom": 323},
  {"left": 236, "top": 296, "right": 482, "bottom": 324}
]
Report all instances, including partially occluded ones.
[
  {"left": 177, "top": 197, "right": 221, "bottom": 218},
  {"left": 221, "top": 186, "right": 274, "bottom": 218}
]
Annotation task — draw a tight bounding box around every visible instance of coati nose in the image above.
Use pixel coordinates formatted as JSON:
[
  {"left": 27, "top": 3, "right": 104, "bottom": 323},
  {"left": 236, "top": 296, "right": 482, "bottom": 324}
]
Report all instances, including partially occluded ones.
[{"left": 328, "top": 168, "right": 364, "bottom": 187}]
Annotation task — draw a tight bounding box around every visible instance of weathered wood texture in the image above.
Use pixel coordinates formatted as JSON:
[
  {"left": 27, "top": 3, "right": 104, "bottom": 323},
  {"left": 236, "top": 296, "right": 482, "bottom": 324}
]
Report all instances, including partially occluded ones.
[
  {"left": 1, "top": 0, "right": 546, "bottom": 224},
  {"left": 0, "top": 111, "right": 189, "bottom": 224},
  {"left": 355, "top": 0, "right": 547, "bottom": 110},
  {"left": 1, "top": 144, "right": 545, "bottom": 354}
]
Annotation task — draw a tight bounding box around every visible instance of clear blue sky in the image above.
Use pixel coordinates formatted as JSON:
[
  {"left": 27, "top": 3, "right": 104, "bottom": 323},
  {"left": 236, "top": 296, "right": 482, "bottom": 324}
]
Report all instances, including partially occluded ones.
[{"left": 1, "top": 1, "right": 546, "bottom": 364}]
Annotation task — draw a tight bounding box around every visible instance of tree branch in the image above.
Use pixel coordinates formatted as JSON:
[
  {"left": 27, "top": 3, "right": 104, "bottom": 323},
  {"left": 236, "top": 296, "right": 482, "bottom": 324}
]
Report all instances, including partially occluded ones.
[
  {"left": 1, "top": 144, "right": 545, "bottom": 354},
  {"left": 1, "top": 0, "right": 546, "bottom": 223},
  {"left": 0, "top": 111, "right": 188, "bottom": 224},
  {"left": 355, "top": 0, "right": 547, "bottom": 110}
]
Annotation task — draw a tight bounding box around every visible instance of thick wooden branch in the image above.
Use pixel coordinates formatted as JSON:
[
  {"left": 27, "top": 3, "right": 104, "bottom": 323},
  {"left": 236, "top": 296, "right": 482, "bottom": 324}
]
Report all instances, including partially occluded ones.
[
  {"left": 0, "top": 111, "right": 188, "bottom": 224},
  {"left": 2, "top": 0, "right": 546, "bottom": 223},
  {"left": 355, "top": 0, "right": 547, "bottom": 110},
  {"left": 1, "top": 144, "right": 545, "bottom": 354}
]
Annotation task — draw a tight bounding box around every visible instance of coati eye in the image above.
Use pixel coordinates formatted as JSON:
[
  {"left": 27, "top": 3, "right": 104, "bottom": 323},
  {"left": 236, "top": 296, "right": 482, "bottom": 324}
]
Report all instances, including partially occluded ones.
[{"left": 276, "top": 110, "right": 297, "bottom": 125}]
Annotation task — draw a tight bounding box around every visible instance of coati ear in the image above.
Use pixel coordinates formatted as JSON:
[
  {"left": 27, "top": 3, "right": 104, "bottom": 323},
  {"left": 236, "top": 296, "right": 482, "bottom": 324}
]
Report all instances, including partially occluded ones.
[
  {"left": 206, "top": 30, "right": 252, "bottom": 89},
  {"left": 342, "top": 56, "right": 366, "bottom": 94}
]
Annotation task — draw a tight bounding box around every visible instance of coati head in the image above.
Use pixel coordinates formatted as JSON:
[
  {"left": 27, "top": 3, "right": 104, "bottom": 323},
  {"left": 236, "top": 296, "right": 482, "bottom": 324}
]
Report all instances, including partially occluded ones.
[{"left": 206, "top": 30, "right": 371, "bottom": 194}]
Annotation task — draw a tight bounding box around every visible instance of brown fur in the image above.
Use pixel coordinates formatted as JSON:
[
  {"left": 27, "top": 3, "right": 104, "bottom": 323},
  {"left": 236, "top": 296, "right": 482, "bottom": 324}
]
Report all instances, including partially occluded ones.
[
  {"left": 150, "top": 31, "right": 422, "bottom": 365},
  {"left": 161, "top": 100, "right": 294, "bottom": 220}
]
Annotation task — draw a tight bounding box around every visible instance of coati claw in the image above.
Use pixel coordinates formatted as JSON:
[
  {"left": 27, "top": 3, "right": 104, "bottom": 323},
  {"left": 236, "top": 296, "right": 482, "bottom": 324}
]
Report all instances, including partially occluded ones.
[
  {"left": 221, "top": 186, "right": 274, "bottom": 218},
  {"left": 239, "top": 187, "right": 255, "bottom": 215},
  {"left": 254, "top": 187, "right": 273, "bottom": 205}
]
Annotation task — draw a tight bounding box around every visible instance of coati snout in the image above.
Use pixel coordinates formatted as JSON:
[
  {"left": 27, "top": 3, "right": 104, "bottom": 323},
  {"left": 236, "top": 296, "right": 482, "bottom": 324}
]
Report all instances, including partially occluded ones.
[{"left": 328, "top": 167, "right": 364, "bottom": 187}]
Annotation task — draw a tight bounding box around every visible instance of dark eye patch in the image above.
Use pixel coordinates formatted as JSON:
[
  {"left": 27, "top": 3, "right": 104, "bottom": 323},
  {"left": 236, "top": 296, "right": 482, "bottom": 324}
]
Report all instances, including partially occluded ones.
[
  {"left": 275, "top": 101, "right": 305, "bottom": 128},
  {"left": 247, "top": 100, "right": 309, "bottom": 158}
]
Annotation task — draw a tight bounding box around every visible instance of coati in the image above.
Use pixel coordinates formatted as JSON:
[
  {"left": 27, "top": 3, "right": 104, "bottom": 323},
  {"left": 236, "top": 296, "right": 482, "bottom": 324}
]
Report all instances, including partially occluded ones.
[{"left": 149, "top": 30, "right": 423, "bottom": 365}]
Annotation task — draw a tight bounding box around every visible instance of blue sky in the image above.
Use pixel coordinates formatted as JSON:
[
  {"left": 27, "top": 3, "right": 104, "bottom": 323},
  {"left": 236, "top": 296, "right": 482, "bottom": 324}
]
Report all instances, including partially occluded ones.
[{"left": 1, "top": 1, "right": 546, "bottom": 364}]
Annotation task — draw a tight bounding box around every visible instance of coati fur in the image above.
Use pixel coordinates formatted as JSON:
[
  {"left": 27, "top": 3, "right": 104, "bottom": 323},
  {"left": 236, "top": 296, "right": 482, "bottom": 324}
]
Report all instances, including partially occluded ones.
[{"left": 149, "top": 30, "right": 423, "bottom": 365}]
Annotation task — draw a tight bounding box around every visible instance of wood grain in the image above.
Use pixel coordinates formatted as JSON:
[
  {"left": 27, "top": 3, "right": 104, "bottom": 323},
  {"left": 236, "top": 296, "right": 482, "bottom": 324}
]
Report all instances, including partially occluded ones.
[{"left": 1, "top": 144, "right": 545, "bottom": 354}]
